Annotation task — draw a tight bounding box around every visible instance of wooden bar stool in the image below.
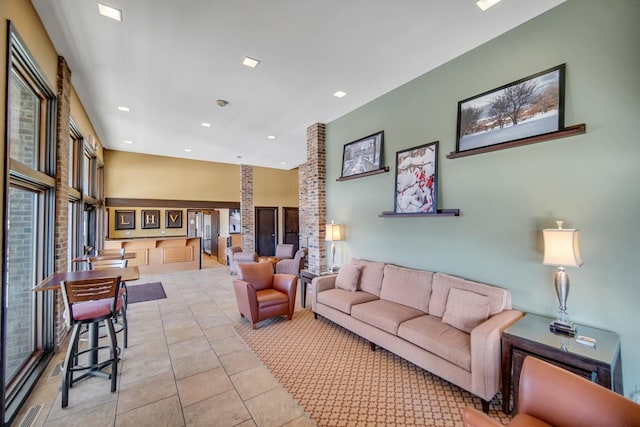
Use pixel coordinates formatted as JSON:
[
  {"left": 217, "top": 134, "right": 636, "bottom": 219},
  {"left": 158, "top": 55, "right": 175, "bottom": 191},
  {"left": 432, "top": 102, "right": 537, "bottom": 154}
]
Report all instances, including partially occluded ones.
[
  {"left": 60, "top": 276, "right": 122, "bottom": 408},
  {"left": 88, "top": 258, "right": 129, "bottom": 348}
]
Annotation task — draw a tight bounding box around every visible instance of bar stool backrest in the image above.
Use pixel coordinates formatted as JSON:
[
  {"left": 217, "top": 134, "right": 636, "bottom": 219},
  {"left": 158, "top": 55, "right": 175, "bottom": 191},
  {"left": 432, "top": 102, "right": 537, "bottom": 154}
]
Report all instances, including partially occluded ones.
[{"left": 60, "top": 276, "right": 120, "bottom": 328}]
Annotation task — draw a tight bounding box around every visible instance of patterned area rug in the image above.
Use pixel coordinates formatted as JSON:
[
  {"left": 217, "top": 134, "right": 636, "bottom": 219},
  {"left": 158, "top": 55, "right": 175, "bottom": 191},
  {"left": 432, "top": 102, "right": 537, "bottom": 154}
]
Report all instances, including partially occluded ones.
[
  {"left": 235, "top": 309, "right": 511, "bottom": 426},
  {"left": 126, "top": 282, "right": 166, "bottom": 304}
]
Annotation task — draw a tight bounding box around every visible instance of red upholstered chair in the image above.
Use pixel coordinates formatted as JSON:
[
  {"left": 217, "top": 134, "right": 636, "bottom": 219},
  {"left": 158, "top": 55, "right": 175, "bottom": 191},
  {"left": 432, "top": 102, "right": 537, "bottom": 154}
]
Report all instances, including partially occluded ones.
[
  {"left": 462, "top": 356, "right": 640, "bottom": 427},
  {"left": 60, "top": 276, "right": 122, "bottom": 408},
  {"left": 233, "top": 261, "right": 298, "bottom": 328}
]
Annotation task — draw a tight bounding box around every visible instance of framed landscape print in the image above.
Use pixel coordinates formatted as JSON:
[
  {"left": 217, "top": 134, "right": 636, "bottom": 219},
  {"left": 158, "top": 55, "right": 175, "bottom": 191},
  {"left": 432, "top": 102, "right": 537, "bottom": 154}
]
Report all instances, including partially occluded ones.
[
  {"left": 456, "top": 64, "right": 565, "bottom": 153},
  {"left": 114, "top": 210, "right": 135, "bottom": 230},
  {"left": 341, "top": 131, "right": 384, "bottom": 178},
  {"left": 394, "top": 141, "right": 438, "bottom": 214},
  {"left": 165, "top": 210, "right": 183, "bottom": 228}
]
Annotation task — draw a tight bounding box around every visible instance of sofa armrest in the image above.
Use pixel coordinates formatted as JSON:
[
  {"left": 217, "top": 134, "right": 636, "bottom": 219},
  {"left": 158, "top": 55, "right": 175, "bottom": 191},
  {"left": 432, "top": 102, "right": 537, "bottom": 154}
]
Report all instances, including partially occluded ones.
[
  {"left": 461, "top": 407, "right": 502, "bottom": 427},
  {"left": 310, "top": 274, "right": 337, "bottom": 310},
  {"left": 469, "top": 309, "right": 523, "bottom": 400}
]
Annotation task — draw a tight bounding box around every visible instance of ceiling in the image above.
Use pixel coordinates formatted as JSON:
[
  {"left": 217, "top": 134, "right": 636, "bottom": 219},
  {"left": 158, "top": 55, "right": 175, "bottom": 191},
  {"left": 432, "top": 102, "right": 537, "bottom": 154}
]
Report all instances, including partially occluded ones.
[{"left": 32, "top": 0, "right": 564, "bottom": 170}]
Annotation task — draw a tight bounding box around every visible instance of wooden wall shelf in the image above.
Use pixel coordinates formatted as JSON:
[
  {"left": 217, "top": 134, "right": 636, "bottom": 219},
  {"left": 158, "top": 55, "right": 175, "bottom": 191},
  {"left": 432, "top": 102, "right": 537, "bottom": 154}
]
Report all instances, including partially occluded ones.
[
  {"left": 446, "top": 124, "right": 586, "bottom": 159},
  {"left": 379, "top": 209, "right": 460, "bottom": 218},
  {"left": 337, "top": 166, "right": 389, "bottom": 181}
]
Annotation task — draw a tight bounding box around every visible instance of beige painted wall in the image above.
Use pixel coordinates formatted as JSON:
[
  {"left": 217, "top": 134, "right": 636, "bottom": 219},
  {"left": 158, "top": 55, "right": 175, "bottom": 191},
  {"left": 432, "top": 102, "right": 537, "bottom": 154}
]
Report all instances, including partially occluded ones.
[
  {"left": 104, "top": 150, "right": 241, "bottom": 201},
  {"left": 254, "top": 166, "right": 299, "bottom": 207}
]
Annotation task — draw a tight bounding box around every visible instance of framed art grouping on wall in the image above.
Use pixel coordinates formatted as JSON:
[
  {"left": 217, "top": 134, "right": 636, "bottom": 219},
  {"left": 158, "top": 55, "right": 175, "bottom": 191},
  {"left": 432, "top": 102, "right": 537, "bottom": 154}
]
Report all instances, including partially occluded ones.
[{"left": 394, "top": 141, "right": 438, "bottom": 214}]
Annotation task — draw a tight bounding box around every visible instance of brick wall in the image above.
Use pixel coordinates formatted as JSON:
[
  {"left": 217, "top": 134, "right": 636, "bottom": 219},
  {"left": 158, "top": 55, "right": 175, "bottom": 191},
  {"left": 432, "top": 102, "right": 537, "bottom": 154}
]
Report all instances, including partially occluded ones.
[
  {"left": 240, "top": 164, "right": 255, "bottom": 252},
  {"left": 299, "top": 123, "right": 327, "bottom": 274},
  {"left": 53, "top": 56, "right": 72, "bottom": 348}
]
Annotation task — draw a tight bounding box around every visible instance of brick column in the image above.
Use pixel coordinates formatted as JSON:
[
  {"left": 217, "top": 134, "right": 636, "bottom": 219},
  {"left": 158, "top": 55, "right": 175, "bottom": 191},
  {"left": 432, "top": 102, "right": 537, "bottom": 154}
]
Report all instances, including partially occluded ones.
[
  {"left": 240, "top": 164, "right": 255, "bottom": 252},
  {"left": 54, "top": 56, "right": 72, "bottom": 348},
  {"left": 299, "top": 123, "right": 327, "bottom": 274}
]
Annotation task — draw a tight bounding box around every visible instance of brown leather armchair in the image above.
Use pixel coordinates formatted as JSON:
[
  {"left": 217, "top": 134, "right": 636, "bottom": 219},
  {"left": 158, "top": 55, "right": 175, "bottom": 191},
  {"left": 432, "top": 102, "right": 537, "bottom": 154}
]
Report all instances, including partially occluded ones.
[
  {"left": 462, "top": 356, "right": 640, "bottom": 427},
  {"left": 233, "top": 261, "right": 298, "bottom": 329}
]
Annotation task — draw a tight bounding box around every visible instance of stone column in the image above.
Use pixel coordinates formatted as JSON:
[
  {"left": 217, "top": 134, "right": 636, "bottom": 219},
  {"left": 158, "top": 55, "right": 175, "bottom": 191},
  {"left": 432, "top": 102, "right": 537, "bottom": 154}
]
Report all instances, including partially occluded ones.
[
  {"left": 299, "top": 123, "right": 327, "bottom": 274},
  {"left": 240, "top": 164, "right": 255, "bottom": 252}
]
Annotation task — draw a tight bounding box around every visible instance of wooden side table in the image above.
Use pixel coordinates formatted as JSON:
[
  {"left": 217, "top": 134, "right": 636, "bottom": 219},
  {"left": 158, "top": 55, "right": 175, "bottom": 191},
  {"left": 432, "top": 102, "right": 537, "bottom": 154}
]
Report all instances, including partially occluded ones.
[
  {"left": 501, "top": 313, "right": 623, "bottom": 414},
  {"left": 299, "top": 270, "right": 335, "bottom": 308}
]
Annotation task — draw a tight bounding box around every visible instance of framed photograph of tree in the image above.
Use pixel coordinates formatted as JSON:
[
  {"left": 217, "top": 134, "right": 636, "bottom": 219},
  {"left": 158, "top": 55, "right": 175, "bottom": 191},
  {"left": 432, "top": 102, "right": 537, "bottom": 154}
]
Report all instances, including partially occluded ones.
[
  {"left": 455, "top": 64, "right": 565, "bottom": 153},
  {"left": 394, "top": 141, "right": 438, "bottom": 214}
]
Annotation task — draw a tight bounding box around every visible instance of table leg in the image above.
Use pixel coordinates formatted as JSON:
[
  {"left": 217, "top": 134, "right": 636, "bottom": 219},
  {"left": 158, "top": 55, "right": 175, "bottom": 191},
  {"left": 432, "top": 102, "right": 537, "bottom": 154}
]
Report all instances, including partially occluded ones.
[
  {"left": 300, "top": 278, "right": 307, "bottom": 308},
  {"left": 501, "top": 339, "right": 513, "bottom": 414}
]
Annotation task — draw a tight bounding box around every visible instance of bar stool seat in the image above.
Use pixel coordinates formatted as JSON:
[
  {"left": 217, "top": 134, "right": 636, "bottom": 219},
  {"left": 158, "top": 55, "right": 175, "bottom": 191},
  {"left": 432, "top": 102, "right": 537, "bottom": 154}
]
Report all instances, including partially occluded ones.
[{"left": 60, "top": 276, "right": 121, "bottom": 408}]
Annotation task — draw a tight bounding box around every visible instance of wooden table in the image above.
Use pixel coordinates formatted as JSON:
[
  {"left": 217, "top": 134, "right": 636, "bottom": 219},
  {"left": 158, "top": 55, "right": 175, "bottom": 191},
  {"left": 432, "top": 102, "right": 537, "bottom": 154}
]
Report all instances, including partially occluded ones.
[
  {"left": 71, "top": 252, "right": 137, "bottom": 264},
  {"left": 501, "top": 312, "right": 622, "bottom": 414},
  {"left": 33, "top": 266, "right": 140, "bottom": 292}
]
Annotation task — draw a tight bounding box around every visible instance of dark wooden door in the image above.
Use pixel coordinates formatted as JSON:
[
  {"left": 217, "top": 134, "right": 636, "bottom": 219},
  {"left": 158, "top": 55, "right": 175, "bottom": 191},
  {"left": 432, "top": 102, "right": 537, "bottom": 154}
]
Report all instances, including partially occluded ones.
[
  {"left": 283, "top": 207, "right": 299, "bottom": 252},
  {"left": 256, "top": 207, "right": 278, "bottom": 256}
]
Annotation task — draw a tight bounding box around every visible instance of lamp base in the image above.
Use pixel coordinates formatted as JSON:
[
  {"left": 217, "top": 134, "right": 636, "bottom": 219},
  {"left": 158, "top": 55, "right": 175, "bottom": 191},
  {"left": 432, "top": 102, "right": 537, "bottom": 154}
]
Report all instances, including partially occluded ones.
[{"left": 549, "top": 320, "right": 576, "bottom": 336}]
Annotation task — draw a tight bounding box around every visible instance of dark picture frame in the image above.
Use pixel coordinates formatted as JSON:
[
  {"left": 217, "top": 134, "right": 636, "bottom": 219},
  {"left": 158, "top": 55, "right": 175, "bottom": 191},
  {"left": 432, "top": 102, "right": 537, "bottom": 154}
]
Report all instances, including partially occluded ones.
[
  {"left": 115, "top": 210, "right": 135, "bottom": 230},
  {"left": 341, "top": 131, "right": 384, "bottom": 179},
  {"left": 456, "top": 64, "right": 565, "bottom": 153},
  {"left": 141, "top": 209, "right": 160, "bottom": 229},
  {"left": 229, "top": 209, "right": 241, "bottom": 234},
  {"left": 165, "top": 210, "right": 183, "bottom": 228},
  {"left": 394, "top": 141, "right": 438, "bottom": 214}
]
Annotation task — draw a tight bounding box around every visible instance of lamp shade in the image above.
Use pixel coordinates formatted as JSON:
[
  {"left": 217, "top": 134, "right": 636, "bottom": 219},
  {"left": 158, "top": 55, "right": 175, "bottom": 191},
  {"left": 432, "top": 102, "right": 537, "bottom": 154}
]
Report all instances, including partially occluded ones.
[
  {"left": 325, "top": 223, "right": 343, "bottom": 242},
  {"left": 542, "top": 227, "right": 583, "bottom": 267}
]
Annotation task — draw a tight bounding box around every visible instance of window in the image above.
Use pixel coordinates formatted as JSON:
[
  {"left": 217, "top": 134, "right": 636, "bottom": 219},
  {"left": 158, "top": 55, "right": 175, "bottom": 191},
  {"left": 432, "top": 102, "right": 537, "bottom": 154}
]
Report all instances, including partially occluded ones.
[{"left": 2, "top": 24, "right": 56, "bottom": 424}]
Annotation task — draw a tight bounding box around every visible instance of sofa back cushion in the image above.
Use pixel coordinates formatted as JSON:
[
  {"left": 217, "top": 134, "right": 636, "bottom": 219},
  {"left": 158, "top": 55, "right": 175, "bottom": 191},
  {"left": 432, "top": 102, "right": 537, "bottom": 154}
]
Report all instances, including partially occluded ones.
[
  {"left": 379, "top": 264, "right": 433, "bottom": 313},
  {"left": 429, "top": 272, "right": 511, "bottom": 318},
  {"left": 351, "top": 259, "right": 385, "bottom": 296}
]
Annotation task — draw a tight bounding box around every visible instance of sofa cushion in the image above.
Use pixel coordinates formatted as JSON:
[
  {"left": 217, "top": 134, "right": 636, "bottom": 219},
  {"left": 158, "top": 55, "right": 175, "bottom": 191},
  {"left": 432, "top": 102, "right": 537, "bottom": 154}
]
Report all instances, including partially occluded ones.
[
  {"left": 317, "top": 288, "right": 378, "bottom": 314},
  {"left": 379, "top": 264, "right": 433, "bottom": 313},
  {"left": 441, "top": 288, "right": 490, "bottom": 333},
  {"left": 335, "top": 264, "right": 363, "bottom": 292},
  {"left": 398, "top": 315, "right": 471, "bottom": 371},
  {"left": 351, "top": 300, "right": 424, "bottom": 335},
  {"left": 351, "top": 259, "right": 385, "bottom": 296},
  {"left": 428, "top": 273, "right": 511, "bottom": 318}
]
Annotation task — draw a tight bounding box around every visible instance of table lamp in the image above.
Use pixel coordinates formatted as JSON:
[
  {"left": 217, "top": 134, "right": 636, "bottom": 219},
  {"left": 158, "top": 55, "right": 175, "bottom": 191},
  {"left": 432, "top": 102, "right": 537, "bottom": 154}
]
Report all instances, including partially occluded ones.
[
  {"left": 542, "top": 220, "right": 583, "bottom": 336},
  {"left": 325, "top": 221, "right": 343, "bottom": 273}
]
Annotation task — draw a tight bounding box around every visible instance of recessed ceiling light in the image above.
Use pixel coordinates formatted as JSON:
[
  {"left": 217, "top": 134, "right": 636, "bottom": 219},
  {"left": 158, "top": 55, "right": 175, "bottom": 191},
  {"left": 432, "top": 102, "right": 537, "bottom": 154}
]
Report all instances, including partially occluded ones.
[
  {"left": 333, "top": 90, "right": 347, "bottom": 98},
  {"left": 117, "top": 106, "right": 130, "bottom": 112},
  {"left": 476, "top": 0, "right": 501, "bottom": 11},
  {"left": 242, "top": 57, "right": 260, "bottom": 68},
  {"left": 184, "top": 148, "right": 192, "bottom": 153},
  {"left": 123, "top": 140, "right": 133, "bottom": 145},
  {"left": 98, "top": 3, "right": 122, "bottom": 21},
  {"left": 280, "top": 161, "right": 287, "bottom": 165},
  {"left": 201, "top": 122, "right": 212, "bottom": 128},
  {"left": 267, "top": 135, "right": 276, "bottom": 140}
]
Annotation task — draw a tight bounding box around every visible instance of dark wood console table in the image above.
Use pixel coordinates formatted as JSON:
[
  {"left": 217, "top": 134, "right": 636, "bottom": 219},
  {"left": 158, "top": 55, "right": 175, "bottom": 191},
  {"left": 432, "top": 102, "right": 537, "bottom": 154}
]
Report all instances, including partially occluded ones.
[{"left": 501, "top": 312, "right": 622, "bottom": 414}]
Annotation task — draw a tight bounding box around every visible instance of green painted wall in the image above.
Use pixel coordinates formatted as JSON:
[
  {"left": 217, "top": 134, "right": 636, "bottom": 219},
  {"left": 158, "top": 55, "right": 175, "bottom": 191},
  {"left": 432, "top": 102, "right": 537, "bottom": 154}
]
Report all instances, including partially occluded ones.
[{"left": 326, "top": 0, "right": 640, "bottom": 394}]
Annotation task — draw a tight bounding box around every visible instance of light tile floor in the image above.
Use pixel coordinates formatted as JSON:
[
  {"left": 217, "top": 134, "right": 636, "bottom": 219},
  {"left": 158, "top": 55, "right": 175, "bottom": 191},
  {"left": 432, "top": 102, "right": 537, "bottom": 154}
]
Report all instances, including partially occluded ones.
[{"left": 14, "top": 261, "right": 316, "bottom": 427}]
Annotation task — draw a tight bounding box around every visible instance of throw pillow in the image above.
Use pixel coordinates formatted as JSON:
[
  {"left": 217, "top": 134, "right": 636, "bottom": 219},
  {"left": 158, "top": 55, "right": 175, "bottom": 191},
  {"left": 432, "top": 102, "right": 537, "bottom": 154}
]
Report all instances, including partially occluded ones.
[
  {"left": 335, "top": 264, "right": 363, "bottom": 292},
  {"left": 442, "top": 288, "right": 490, "bottom": 334}
]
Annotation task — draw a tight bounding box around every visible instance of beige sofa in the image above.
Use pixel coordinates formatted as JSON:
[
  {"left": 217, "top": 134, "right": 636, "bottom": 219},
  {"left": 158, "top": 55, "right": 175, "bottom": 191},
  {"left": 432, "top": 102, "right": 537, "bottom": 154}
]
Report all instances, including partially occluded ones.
[{"left": 310, "top": 259, "right": 522, "bottom": 411}]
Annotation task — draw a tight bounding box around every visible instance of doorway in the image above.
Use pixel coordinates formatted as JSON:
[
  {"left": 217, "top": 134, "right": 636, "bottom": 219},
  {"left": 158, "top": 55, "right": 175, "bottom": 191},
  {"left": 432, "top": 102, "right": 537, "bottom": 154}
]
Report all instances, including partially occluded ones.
[
  {"left": 255, "top": 207, "right": 278, "bottom": 256},
  {"left": 187, "top": 209, "right": 220, "bottom": 258},
  {"left": 283, "top": 207, "right": 299, "bottom": 252}
]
